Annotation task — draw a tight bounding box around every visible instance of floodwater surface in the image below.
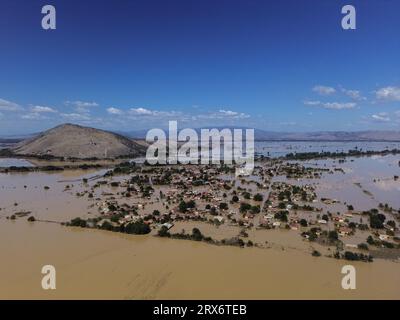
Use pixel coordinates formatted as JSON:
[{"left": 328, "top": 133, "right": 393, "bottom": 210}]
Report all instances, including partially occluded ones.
[{"left": 0, "top": 154, "right": 399, "bottom": 299}]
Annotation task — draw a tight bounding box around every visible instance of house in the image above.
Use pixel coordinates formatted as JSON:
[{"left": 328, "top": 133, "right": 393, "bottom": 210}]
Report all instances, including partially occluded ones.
[
  {"left": 384, "top": 224, "right": 395, "bottom": 232},
  {"left": 161, "top": 222, "right": 174, "bottom": 230},
  {"left": 264, "top": 214, "right": 274, "bottom": 220},
  {"left": 339, "top": 227, "right": 352, "bottom": 236},
  {"left": 379, "top": 234, "right": 389, "bottom": 241},
  {"left": 290, "top": 223, "right": 300, "bottom": 230}
]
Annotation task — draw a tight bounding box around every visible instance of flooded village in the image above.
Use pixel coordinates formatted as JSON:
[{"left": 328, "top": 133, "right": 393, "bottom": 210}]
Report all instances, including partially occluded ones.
[{"left": 1, "top": 139, "right": 400, "bottom": 299}]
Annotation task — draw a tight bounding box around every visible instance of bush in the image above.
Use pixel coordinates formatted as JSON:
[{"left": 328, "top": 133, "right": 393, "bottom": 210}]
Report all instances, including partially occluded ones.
[
  {"left": 124, "top": 221, "right": 151, "bottom": 235},
  {"left": 70, "top": 217, "right": 87, "bottom": 228},
  {"left": 274, "top": 211, "right": 288, "bottom": 222},
  {"left": 219, "top": 202, "right": 228, "bottom": 210},
  {"left": 369, "top": 212, "right": 385, "bottom": 229},
  {"left": 300, "top": 219, "right": 308, "bottom": 227},
  {"left": 312, "top": 250, "right": 321, "bottom": 257},
  {"left": 328, "top": 230, "right": 338, "bottom": 241},
  {"left": 191, "top": 228, "right": 203, "bottom": 241},
  {"left": 158, "top": 226, "right": 170, "bottom": 237},
  {"left": 239, "top": 202, "right": 252, "bottom": 213}
]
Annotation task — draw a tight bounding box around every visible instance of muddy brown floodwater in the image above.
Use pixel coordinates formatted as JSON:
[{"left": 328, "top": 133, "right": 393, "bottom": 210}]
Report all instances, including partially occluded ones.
[
  {"left": 0, "top": 156, "right": 399, "bottom": 299},
  {"left": 0, "top": 220, "right": 399, "bottom": 299}
]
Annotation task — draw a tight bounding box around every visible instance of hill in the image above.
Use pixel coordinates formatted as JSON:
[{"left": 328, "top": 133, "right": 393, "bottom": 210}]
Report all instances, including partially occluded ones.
[{"left": 12, "top": 123, "right": 147, "bottom": 159}]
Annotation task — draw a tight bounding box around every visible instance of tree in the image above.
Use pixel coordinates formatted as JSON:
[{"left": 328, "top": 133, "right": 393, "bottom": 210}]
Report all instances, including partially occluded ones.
[
  {"left": 179, "top": 201, "right": 188, "bottom": 213},
  {"left": 253, "top": 193, "right": 263, "bottom": 201},
  {"left": 250, "top": 205, "right": 260, "bottom": 214},
  {"left": 187, "top": 200, "right": 196, "bottom": 208},
  {"left": 300, "top": 219, "right": 308, "bottom": 227},
  {"left": 124, "top": 221, "right": 151, "bottom": 235},
  {"left": 357, "top": 243, "right": 368, "bottom": 250},
  {"left": 242, "top": 192, "right": 251, "bottom": 200},
  {"left": 240, "top": 202, "right": 251, "bottom": 213},
  {"left": 232, "top": 195, "right": 239, "bottom": 203},
  {"left": 312, "top": 250, "right": 321, "bottom": 257},
  {"left": 387, "top": 220, "right": 396, "bottom": 228},
  {"left": 70, "top": 217, "right": 87, "bottom": 228},
  {"left": 191, "top": 228, "right": 203, "bottom": 241},
  {"left": 367, "top": 235, "right": 375, "bottom": 245},
  {"left": 158, "top": 226, "right": 170, "bottom": 237},
  {"left": 219, "top": 202, "right": 228, "bottom": 210},
  {"left": 328, "top": 230, "right": 338, "bottom": 241},
  {"left": 369, "top": 213, "right": 385, "bottom": 229},
  {"left": 274, "top": 211, "right": 288, "bottom": 222}
]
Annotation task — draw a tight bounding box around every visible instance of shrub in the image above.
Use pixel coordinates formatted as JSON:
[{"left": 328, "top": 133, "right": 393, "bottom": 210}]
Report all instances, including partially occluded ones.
[
  {"left": 124, "top": 221, "right": 151, "bottom": 235},
  {"left": 312, "top": 250, "right": 321, "bottom": 257}
]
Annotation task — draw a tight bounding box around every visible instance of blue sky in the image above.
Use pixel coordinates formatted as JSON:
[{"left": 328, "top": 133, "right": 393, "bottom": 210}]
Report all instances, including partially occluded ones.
[{"left": 0, "top": 0, "right": 400, "bottom": 135}]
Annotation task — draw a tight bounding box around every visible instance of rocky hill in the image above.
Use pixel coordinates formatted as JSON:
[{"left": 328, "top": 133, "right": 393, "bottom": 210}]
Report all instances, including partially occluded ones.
[{"left": 12, "top": 123, "right": 147, "bottom": 159}]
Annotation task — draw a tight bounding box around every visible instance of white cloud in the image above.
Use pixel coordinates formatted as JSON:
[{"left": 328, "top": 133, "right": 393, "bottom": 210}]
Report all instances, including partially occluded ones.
[
  {"left": 371, "top": 112, "right": 390, "bottom": 122},
  {"left": 31, "top": 105, "right": 57, "bottom": 113},
  {"left": 218, "top": 109, "right": 250, "bottom": 119},
  {"left": 21, "top": 113, "right": 46, "bottom": 120},
  {"left": 0, "top": 98, "right": 22, "bottom": 111},
  {"left": 303, "top": 100, "right": 321, "bottom": 106},
  {"left": 65, "top": 100, "right": 99, "bottom": 114},
  {"left": 198, "top": 109, "right": 250, "bottom": 120},
  {"left": 65, "top": 100, "right": 99, "bottom": 108},
  {"left": 218, "top": 109, "right": 239, "bottom": 116},
  {"left": 107, "top": 107, "right": 124, "bottom": 115},
  {"left": 312, "top": 85, "right": 336, "bottom": 96},
  {"left": 376, "top": 86, "right": 400, "bottom": 101},
  {"left": 129, "top": 107, "right": 154, "bottom": 115},
  {"left": 128, "top": 107, "right": 180, "bottom": 117},
  {"left": 60, "top": 113, "right": 91, "bottom": 121},
  {"left": 322, "top": 102, "right": 356, "bottom": 110},
  {"left": 341, "top": 88, "right": 365, "bottom": 101},
  {"left": 304, "top": 101, "right": 356, "bottom": 110}
]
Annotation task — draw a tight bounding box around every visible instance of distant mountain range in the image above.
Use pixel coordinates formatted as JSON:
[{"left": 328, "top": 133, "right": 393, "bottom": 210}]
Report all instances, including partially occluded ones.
[
  {"left": 121, "top": 128, "right": 400, "bottom": 142},
  {"left": 2, "top": 126, "right": 400, "bottom": 158}
]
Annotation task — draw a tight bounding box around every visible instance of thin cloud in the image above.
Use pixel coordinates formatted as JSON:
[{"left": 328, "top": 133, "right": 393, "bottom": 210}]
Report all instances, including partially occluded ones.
[
  {"left": 312, "top": 85, "right": 336, "bottom": 96},
  {"left": 304, "top": 100, "right": 356, "bottom": 110},
  {"left": 31, "top": 105, "right": 57, "bottom": 113},
  {"left": 0, "top": 98, "right": 22, "bottom": 112},
  {"left": 198, "top": 110, "right": 250, "bottom": 120},
  {"left": 107, "top": 107, "right": 124, "bottom": 115},
  {"left": 65, "top": 100, "right": 99, "bottom": 114},
  {"left": 340, "top": 87, "right": 365, "bottom": 101},
  {"left": 61, "top": 113, "right": 91, "bottom": 121},
  {"left": 128, "top": 107, "right": 180, "bottom": 117},
  {"left": 375, "top": 86, "right": 400, "bottom": 101},
  {"left": 371, "top": 112, "right": 390, "bottom": 122},
  {"left": 65, "top": 101, "right": 99, "bottom": 108}
]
